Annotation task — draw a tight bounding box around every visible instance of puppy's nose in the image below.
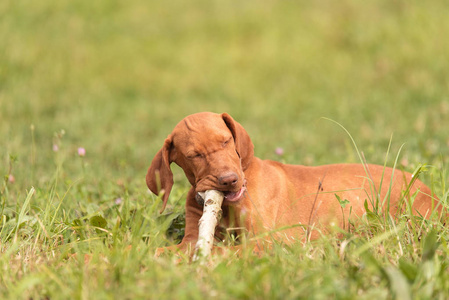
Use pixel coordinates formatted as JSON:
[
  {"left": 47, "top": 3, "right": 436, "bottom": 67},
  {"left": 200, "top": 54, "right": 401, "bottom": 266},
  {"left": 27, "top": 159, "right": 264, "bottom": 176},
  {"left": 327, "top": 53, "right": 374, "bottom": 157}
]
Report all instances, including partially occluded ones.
[{"left": 218, "top": 172, "right": 238, "bottom": 187}]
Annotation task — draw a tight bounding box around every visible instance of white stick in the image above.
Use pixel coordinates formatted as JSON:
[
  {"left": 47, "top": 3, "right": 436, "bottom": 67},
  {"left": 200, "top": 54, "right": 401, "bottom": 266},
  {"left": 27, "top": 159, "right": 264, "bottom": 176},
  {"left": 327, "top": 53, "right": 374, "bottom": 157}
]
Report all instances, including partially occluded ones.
[{"left": 192, "top": 190, "right": 224, "bottom": 262}]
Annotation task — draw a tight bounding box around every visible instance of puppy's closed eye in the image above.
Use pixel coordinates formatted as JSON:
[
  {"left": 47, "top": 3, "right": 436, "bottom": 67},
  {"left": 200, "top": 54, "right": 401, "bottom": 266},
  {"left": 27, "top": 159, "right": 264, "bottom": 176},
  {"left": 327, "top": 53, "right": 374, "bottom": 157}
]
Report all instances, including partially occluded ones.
[
  {"left": 187, "top": 152, "right": 203, "bottom": 159},
  {"left": 222, "top": 138, "right": 232, "bottom": 148}
]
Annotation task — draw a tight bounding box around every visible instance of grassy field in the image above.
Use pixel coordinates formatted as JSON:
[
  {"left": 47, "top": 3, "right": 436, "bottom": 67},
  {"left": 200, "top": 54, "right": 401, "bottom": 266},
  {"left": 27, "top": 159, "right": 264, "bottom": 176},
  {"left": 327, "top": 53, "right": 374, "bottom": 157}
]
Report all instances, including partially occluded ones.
[{"left": 1, "top": 0, "right": 449, "bottom": 298}]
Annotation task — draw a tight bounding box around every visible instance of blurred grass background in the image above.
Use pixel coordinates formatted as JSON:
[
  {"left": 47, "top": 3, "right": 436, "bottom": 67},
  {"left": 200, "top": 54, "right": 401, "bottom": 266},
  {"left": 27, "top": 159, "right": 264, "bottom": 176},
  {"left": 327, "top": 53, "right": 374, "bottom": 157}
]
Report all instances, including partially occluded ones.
[
  {"left": 2, "top": 0, "right": 448, "bottom": 177},
  {"left": 1, "top": 0, "right": 449, "bottom": 298}
]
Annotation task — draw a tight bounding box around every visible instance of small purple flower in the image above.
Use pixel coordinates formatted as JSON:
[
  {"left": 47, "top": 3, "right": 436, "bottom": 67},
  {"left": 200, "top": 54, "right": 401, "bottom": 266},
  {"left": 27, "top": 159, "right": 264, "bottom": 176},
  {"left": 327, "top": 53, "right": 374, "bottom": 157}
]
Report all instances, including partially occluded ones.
[
  {"left": 114, "top": 198, "right": 123, "bottom": 205},
  {"left": 8, "top": 174, "right": 15, "bottom": 183},
  {"left": 275, "top": 147, "right": 284, "bottom": 156},
  {"left": 52, "top": 144, "right": 59, "bottom": 152},
  {"left": 78, "top": 147, "right": 86, "bottom": 157}
]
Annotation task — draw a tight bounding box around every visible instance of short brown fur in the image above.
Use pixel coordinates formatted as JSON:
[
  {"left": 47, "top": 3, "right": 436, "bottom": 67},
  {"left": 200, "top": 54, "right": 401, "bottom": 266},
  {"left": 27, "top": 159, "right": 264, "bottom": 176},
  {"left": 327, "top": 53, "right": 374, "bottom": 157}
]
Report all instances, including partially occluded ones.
[{"left": 147, "top": 112, "right": 438, "bottom": 255}]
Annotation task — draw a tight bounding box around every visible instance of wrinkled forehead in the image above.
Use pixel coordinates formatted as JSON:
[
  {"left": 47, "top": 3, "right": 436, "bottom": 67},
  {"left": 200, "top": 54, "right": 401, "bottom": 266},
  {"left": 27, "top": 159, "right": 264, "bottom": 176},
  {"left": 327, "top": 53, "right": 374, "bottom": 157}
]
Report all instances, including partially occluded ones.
[{"left": 172, "top": 114, "right": 232, "bottom": 148}]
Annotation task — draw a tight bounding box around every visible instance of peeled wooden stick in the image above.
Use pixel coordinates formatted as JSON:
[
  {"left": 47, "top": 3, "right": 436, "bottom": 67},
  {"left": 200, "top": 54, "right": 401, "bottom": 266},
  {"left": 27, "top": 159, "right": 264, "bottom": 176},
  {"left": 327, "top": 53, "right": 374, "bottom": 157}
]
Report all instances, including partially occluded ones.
[{"left": 192, "top": 190, "right": 224, "bottom": 261}]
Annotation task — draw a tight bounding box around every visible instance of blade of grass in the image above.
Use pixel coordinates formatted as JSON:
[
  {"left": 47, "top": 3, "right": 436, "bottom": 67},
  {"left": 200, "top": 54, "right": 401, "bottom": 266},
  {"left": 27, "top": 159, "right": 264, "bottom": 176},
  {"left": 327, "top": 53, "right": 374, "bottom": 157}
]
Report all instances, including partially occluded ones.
[
  {"left": 323, "top": 118, "right": 392, "bottom": 219},
  {"left": 13, "top": 187, "right": 35, "bottom": 244},
  {"left": 354, "top": 222, "right": 405, "bottom": 257}
]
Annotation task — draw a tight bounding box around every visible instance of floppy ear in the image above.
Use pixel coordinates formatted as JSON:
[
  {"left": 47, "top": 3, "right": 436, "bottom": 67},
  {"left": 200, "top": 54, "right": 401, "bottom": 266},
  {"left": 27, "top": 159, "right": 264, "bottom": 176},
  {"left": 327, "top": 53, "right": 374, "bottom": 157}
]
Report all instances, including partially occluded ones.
[
  {"left": 222, "top": 113, "right": 254, "bottom": 170},
  {"left": 146, "top": 137, "right": 174, "bottom": 213}
]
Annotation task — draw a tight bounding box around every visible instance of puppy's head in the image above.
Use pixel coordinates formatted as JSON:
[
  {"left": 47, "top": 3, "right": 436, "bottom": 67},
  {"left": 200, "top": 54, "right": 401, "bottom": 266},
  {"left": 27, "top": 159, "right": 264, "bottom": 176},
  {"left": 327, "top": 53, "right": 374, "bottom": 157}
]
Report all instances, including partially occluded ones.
[{"left": 146, "top": 112, "right": 254, "bottom": 213}]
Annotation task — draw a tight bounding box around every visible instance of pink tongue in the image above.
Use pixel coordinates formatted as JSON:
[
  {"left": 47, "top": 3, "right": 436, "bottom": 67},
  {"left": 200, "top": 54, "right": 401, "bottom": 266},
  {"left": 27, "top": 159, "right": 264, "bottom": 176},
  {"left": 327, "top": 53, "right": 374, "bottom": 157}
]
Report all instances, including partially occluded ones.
[
  {"left": 225, "top": 192, "right": 237, "bottom": 200},
  {"left": 225, "top": 187, "right": 244, "bottom": 201}
]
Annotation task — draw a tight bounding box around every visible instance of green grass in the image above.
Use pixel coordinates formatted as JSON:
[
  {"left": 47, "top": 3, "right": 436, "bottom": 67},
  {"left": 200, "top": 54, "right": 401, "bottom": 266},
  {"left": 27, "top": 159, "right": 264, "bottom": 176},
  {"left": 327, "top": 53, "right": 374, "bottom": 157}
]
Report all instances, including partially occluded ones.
[{"left": 1, "top": 0, "right": 449, "bottom": 298}]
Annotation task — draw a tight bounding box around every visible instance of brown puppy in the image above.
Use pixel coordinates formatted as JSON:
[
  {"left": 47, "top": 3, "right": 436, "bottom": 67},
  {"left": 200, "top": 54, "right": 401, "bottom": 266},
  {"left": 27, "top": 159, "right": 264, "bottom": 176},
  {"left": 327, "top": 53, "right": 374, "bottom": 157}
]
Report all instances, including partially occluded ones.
[{"left": 147, "top": 112, "right": 438, "bottom": 254}]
